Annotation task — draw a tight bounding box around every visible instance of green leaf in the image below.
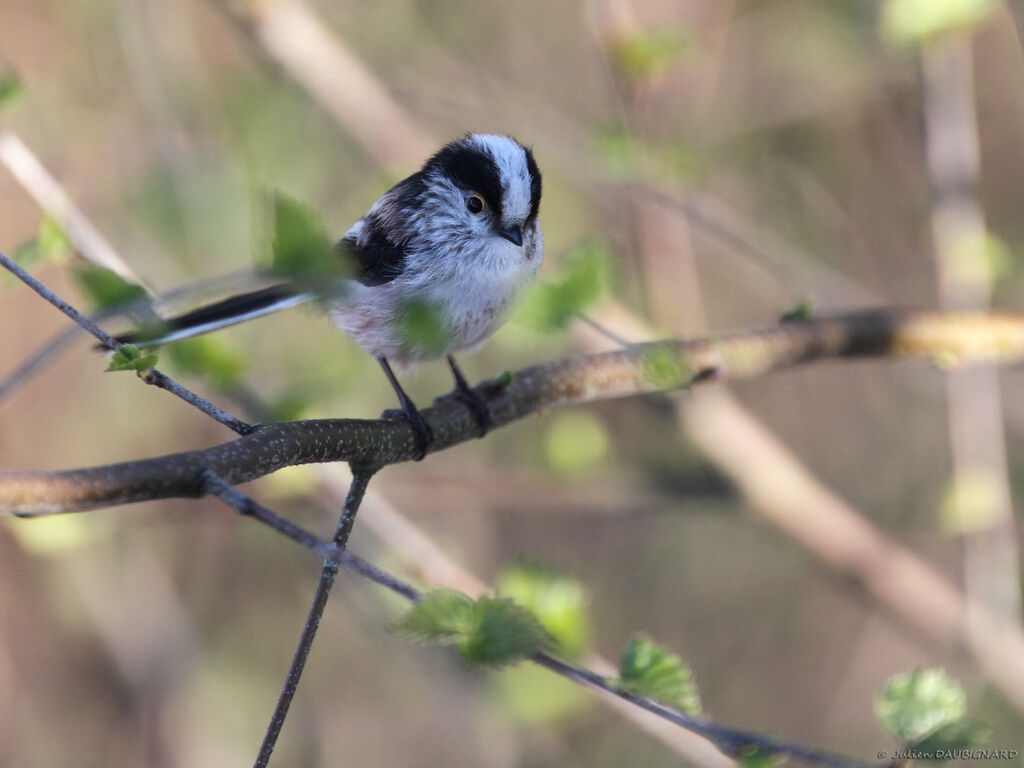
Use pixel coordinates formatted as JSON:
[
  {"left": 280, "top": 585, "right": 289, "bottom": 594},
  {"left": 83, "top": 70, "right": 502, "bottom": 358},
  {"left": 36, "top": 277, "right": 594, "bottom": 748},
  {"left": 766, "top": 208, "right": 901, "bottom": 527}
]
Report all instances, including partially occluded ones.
[
  {"left": 498, "top": 564, "right": 589, "bottom": 659},
  {"left": 394, "top": 591, "right": 552, "bottom": 669},
  {"left": 392, "top": 589, "right": 475, "bottom": 645},
  {"left": 7, "top": 218, "right": 72, "bottom": 285},
  {"left": 396, "top": 297, "right": 448, "bottom": 358},
  {"left": 517, "top": 242, "right": 610, "bottom": 333},
  {"left": 458, "top": 596, "right": 552, "bottom": 668},
  {"left": 912, "top": 718, "right": 991, "bottom": 757},
  {"left": 105, "top": 344, "right": 158, "bottom": 372},
  {"left": 609, "top": 28, "right": 693, "bottom": 82},
  {"left": 779, "top": 299, "right": 814, "bottom": 322},
  {"left": 0, "top": 70, "right": 24, "bottom": 110},
  {"left": 166, "top": 336, "right": 248, "bottom": 389},
  {"left": 882, "top": 0, "right": 998, "bottom": 46},
  {"left": 614, "top": 633, "right": 702, "bottom": 715},
  {"left": 269, "top": 193, "right": 351, "bottom": 291},
  {"left": 876, "top": 668, "right": 967, "bottom": 744},
  {"left": 492, "top": 370, "right": 515, "bottom": 389},
  {"left": 36, "top": 217, "right": 73, "bottom": 263},
  {"left": 72, "top": 265, "right": 147, "bottom": 311}
]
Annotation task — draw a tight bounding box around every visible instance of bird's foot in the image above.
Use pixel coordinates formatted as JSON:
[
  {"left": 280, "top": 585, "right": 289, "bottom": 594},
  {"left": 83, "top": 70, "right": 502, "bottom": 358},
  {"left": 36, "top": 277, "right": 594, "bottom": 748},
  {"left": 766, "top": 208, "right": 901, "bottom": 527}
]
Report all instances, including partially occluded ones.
[
  {"left": 381, "top": 403, "right": 434, "bottom": 461},
  {"left": 444, "top": 381, "right": 492, "bottom": 438}
]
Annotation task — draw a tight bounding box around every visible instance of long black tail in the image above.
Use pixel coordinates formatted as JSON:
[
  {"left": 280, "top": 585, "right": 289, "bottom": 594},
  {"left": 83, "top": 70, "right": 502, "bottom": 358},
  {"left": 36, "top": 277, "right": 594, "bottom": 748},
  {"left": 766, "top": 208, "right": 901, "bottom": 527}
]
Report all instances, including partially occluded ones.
[{"left": 115, "top": 284, "right": 314, "bottom": 347}]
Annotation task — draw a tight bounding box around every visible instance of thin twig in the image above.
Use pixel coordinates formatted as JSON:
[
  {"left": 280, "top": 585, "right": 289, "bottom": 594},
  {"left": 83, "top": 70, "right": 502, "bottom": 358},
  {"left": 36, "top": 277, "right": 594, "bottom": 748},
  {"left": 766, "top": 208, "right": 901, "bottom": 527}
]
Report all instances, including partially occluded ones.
[
  {"left": 201, "top": 470, "right": 334, "bottom": 557},
  {"left": 532, "top": 653, "right": 872, "bottom": 768},
  {"left": 0, "top": 249, "right": 118, "bottom": 345},
  {"left": 0, "top": 248, "right": 255, "bottom": 435},
  {"left": 0, "top": 324, "right": 82, "bottom": 411},
  {"left": 334, "top": 536, "right": 872, "bottom": 768},
  {"left": 190, "top": 467, "right": 875, "bottom": 768},
  {"left": 253, "top": 469, "right": 374, "bottom": 768},
  {"left": 142, "top": 369, "right": 255, "bottom": 435}
]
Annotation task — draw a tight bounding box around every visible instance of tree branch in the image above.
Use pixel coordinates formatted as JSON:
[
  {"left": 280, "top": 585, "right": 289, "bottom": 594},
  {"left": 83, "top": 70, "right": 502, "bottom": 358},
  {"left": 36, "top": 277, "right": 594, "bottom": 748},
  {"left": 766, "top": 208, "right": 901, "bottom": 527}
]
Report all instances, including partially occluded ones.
[{"left": 4, "top": 309, "right": 1024, "bottom": 515}]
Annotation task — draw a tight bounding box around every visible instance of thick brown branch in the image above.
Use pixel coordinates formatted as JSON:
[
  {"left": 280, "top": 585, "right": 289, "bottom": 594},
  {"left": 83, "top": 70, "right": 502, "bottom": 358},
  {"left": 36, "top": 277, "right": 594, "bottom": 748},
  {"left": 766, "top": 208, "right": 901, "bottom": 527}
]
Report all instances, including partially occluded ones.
[{"left": 4, "top": 310, "right": 1024, "bottom": 516}]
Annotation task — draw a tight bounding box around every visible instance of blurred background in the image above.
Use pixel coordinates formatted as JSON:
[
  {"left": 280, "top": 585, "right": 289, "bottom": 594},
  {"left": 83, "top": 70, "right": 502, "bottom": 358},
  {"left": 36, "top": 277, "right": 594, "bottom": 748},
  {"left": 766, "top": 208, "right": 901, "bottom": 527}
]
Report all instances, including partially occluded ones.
[{"left": 2, "top": 0, "right": 1024, "bottom": 765}]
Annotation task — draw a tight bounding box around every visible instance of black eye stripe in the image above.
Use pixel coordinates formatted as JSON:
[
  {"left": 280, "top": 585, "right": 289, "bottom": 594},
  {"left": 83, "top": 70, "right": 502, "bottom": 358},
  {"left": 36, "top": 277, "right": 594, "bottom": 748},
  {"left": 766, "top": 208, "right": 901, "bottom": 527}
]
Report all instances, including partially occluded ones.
[
  {"left": 423, "top": 135, "right": 543, "bottom": 223},
  {"left": 425, "top": 138, "right": 504, "bottom": 218}
]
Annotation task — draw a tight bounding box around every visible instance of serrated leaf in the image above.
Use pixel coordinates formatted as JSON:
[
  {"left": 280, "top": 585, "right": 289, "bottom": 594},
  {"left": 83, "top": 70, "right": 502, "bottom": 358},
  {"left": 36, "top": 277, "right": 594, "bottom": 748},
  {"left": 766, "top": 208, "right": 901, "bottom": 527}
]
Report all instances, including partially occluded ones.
[
  {"left": 498, "top": 563, "right": 589, "bottom": 659},
  {"left": 457, "top": 596, "right": 553, "bottom": 668},
  {"left": 615, "top": 634, "right": 702, "bottom": 715},
  {"left": 517, "top": 242, "right": 610, "bottom": 332},
  {"left": 876, "top": 668, "right": 967, "bottom": 743},
  {"left": 73, "top": 265, "right": 148, "bottom": 311},
  {"left": 106, "top": 344, "right": 158, "bottom": 372},
  {"left": 882, "top": 0, "right": 998, "bottom": 46},
  {"left": 392, "top": 589, "right": 475, "bottom": 645},
  {"left": 166, "top": 336, "right": 247, "bottom": 389},
  {"left": 269, "top": 193, "right": 351, "bottom": 291}
]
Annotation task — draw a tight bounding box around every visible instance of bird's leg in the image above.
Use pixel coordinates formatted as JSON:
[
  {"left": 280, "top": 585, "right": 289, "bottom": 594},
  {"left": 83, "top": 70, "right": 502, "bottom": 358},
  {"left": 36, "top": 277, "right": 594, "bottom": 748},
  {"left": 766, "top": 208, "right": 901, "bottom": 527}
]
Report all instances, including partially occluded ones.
[
  {"left": 378, "top": 357, "right": 433, "bottom": 460},
  {"left": 446, "top": 355, "right": 492, "bottom": 437}
]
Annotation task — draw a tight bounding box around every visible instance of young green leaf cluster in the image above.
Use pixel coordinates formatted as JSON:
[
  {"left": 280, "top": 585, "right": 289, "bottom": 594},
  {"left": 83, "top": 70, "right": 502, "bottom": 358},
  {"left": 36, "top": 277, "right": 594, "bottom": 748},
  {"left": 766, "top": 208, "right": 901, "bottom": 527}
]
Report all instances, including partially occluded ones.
[
  {"left": 614, "top": 633, "right": 703, "bottom": 716},
  {"left": 393, "top": 590, "right": 553, "bottom": 668},
  {"left": 876, "top": 668, "right": 990, "bottom": 758}
]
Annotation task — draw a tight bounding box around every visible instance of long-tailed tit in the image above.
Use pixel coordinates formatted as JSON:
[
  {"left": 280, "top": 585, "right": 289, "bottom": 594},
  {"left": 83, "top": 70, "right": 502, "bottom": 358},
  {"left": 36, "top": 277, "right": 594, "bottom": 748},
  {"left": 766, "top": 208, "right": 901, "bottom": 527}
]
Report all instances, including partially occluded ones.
[{"left": 116, "top": 134, "right": 543, "bottom": 458}]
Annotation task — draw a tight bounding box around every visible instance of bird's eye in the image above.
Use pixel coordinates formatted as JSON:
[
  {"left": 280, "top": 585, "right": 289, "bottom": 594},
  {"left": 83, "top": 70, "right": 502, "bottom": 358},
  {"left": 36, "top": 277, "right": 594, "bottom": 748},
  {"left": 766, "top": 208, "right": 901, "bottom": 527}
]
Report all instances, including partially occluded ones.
[{"left": 466, "top": 195, "right": 485, "bottom": 214}]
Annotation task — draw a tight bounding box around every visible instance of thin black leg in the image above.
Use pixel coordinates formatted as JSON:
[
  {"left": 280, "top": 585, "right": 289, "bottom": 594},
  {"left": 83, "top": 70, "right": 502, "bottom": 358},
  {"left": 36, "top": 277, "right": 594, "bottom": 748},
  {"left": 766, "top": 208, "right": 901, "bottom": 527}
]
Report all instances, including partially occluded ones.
[
  {"left": 378, "top": 357, "right": 433, "bottom": 460},
  {"left": 447, "top": 355, "right": 491, "bottom": 437}
]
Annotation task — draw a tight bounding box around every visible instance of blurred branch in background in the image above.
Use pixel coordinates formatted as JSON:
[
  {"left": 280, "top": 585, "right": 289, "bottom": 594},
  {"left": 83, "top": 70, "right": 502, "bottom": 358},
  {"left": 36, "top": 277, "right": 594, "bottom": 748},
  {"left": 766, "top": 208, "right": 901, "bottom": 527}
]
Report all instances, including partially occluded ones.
[
  {"left": 207, "top": 0, "right": 434, "bottom": 171},
  {"left": 921, "top": 31, "right": 1022, "bottom": 626},
  {"left": 0, "top": 131, "right": 145, "bottom": 285},
  {"left": 575, "top": 298, "right": 1024, "bottom": 715},
  {"left": 582, "top": 0, "right": 1024, "bottom": 722}
]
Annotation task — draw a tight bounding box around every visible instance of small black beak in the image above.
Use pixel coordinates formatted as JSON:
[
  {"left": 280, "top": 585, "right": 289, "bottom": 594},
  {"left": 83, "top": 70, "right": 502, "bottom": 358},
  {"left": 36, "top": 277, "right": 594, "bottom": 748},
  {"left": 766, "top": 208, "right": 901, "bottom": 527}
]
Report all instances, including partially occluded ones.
[{"left": 498, "top": 225, "right": 523, "bottom": 247}]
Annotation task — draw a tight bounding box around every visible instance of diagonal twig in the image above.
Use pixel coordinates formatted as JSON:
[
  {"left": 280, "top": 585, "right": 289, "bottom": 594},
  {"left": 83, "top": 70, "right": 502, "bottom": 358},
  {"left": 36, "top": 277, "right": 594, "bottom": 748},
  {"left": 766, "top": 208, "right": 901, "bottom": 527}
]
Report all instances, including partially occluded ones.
[
  {"left": 249, "top": 469, "right": 375, "bottom": 768},
  {"left": 0, "top": 248, "right": 254, "bottom": 435}
]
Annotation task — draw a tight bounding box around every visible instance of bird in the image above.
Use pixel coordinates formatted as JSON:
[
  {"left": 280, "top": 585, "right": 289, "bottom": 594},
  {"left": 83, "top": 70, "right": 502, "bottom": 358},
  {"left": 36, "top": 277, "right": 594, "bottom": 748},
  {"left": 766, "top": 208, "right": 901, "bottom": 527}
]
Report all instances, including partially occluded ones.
[{"left": 114, "top": 133, "right": 543, "bottom": 459}]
